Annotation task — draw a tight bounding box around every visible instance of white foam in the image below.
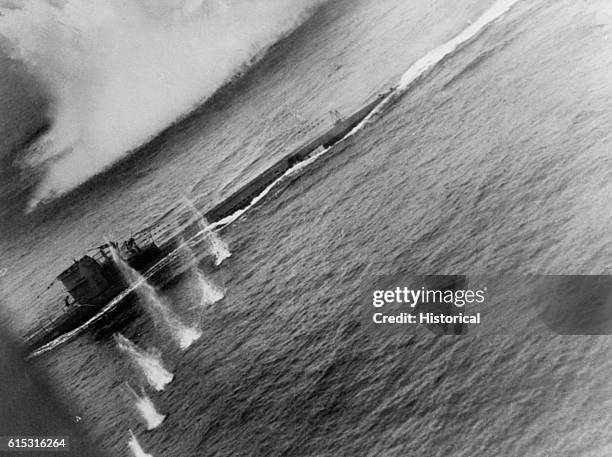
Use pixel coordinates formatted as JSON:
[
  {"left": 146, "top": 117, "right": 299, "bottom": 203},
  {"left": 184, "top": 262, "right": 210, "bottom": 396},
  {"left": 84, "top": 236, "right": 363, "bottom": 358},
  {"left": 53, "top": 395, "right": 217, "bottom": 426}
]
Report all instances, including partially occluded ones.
[
  {"left": 125, "top": 384, "right": 166, "bottom": 430},
  {"left": 196, "top": 269, "right": 225, "bottom": 305},
  {"left": 128, "top": 430, "right": 154, "bottom": 457},
  {"left": 208, "top": 0, "right": 522, "bottom": 229},
  {"left": 111, "top": 246, "right": 202, "bottom": 350},
  {"left": 398, "top": 0, "right": 520, "bottom": 92},
  {"left": 183, "top": 197, "right": 232, "bottom": 266},
  {"left": 114, "top": 334, "right": 174, "bottom": 391}
]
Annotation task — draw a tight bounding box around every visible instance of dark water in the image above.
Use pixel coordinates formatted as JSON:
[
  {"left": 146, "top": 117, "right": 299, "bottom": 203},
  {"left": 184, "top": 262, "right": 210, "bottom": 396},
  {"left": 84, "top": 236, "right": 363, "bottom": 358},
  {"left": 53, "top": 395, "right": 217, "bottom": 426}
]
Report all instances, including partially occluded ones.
[{"left": 2, "top": 0, "right": 612, "bottom": 455}]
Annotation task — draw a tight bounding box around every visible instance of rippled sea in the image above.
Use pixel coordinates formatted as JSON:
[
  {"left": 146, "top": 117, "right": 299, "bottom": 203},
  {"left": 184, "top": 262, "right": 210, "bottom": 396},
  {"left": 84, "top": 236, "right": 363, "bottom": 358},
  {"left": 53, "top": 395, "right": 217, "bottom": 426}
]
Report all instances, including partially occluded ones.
[{"left": 2, "top": 0, "right": 612, "bottom": 455}]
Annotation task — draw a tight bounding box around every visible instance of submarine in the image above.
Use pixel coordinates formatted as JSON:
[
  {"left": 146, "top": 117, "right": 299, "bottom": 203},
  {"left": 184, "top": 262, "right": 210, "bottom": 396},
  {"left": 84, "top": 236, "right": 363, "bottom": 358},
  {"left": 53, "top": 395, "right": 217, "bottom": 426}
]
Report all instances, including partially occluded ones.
[
  {"left": 203, "top": 90, "right": 389, "bottom": 222},
  {"left": 23, "top": 91, "right": 390, "bottom": 353},
  {"left": 23, "top": 235, "right": 182, "bottom": 351}
]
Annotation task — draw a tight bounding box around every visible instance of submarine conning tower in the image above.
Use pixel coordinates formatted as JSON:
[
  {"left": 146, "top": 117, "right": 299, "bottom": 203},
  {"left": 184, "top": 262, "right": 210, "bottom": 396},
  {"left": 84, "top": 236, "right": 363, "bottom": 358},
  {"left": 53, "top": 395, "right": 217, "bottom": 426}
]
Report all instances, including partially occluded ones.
[
  {"left": 55, "top": 236, "right": 165, "bottom": 307},
  {"left": 57, "top": 256, "right": 113, "bottom": 306}
]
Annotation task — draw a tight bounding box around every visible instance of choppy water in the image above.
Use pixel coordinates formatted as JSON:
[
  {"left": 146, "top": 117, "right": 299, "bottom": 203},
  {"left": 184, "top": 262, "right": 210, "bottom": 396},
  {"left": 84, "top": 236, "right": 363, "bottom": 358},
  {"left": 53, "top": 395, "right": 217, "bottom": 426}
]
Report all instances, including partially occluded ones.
[{"left": 2, "top": 0, "right": 612, "bottom": 455}]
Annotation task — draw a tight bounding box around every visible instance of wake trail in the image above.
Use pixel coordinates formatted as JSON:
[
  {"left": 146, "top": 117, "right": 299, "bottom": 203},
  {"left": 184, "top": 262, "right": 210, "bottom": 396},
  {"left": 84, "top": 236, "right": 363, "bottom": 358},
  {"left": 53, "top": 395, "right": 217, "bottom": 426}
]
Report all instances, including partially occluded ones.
[{"left": 203, "top": 0, "right": 522, "bottom": 231}]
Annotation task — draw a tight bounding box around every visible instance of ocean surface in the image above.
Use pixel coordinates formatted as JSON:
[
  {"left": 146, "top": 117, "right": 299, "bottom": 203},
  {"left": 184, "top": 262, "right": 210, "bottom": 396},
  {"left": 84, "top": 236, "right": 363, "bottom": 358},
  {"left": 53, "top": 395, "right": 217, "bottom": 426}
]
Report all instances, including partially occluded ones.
[{"left": 2, "top": 0, "right": 612, "bottom": 455}]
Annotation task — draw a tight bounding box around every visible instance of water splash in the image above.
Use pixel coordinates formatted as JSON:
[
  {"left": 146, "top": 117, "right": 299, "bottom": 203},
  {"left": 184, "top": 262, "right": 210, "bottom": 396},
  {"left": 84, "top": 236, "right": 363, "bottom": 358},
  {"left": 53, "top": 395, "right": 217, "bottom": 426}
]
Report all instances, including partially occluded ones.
[
  {"left": 175, "top": 325, "right": 202, "bottom": 350},
  {"left": 128, "top": 430, "right": 153, "bottom": 457},
  {"left": 176, "top": 234, "right": 225, "bottom": 310},
  {"left": 110, "top": 245, "right": 202, "bottom": 349},
  {"left": 114, "top": 334, "right": 173, "bottom": 391},
  {"left": 182, "top": 196, "right": 231, "bottom": 265},
  {"left": 207, "top": 228, "right": 232, "bottom": 266},
  {"left": 197, "top": 268, "right": 224, "bottom": 305},
  {"left": 124, "top": 383, "right": 166, "bottom": 430},
  {"left": 397, "top": 0, "right": 520, "bottom": 92},
  {"left": 366, "top": 0, "right": 522, "bottom": 121}
]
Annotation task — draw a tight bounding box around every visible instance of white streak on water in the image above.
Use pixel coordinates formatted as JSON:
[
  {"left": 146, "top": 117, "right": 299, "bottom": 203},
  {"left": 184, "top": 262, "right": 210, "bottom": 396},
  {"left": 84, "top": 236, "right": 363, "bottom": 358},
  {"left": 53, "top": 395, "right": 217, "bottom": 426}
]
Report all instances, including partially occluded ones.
[
  {"left": 114, "top": 334, "right": 174, "bottom": 392},
  {"left": 207, "top": 1, "right": 522, "bottom": 230},
  {"left": 398, "top": 0, "right": 521, "bottom": 92},
  {"left": 182, "top": 196, "right": 232, "bottom": 265},
  {"left": 197, "top": 269, "right": 224, "bottom": 305},
  {"left": 125, "top": 383, "right": 166, "bottom": 430},
  {"left": 128, "top": 429, "right": 154, "bottom": 457},
  {"left": 111, "top": 246, "right": 202, "bottom": 350}
]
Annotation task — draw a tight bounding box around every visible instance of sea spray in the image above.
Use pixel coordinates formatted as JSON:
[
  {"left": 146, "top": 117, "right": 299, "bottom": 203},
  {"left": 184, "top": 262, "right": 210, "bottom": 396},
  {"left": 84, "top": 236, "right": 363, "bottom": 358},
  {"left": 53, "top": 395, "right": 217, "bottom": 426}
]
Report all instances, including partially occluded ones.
[
  {"left": 128, "top": 430, "right": 153, "bottom": 457},
  {"left": 397, "top": 0, "right": 520, "bottom": 92},
  {"left": 175, "top": 326, "right": 202, "bottom": 350},
  {"left": 0, "top": 0, "right": 324, "bottom": 206},
  {"left": 114, "top": 334, "right": 173, "bottom": 391},
  {"left": 124, "top": 383, "right": 166, "bottom": 430},
  {"left": 206, "top": 226, "right": 232, "bottom": 266},
  {"left": 110, "top": 246, "right": 202, "bottom": 349},
  {"left": 182, "top": 196, "right": 231, "bottom": 265},
  {"left": 197, "top": 268, "right": 225, "bottom": 305},
  {"left": 176, "top": 234, "right": 225, "bottom": 317}
]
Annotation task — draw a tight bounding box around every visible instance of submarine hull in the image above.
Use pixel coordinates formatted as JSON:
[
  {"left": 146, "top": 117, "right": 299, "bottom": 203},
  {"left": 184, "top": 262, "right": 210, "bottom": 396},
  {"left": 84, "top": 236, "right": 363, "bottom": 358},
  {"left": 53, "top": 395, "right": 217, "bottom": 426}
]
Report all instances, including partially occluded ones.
[{"left": 204, "top": 93, "right": 385, "bottom": 223}]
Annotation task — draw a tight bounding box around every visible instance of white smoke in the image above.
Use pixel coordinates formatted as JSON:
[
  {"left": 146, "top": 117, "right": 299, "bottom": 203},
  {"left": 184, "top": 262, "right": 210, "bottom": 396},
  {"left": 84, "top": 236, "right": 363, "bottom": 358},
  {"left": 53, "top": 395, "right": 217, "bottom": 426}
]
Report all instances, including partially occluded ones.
[{"left": 0, "top": 0, "right": 322, "bottom": 207}]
